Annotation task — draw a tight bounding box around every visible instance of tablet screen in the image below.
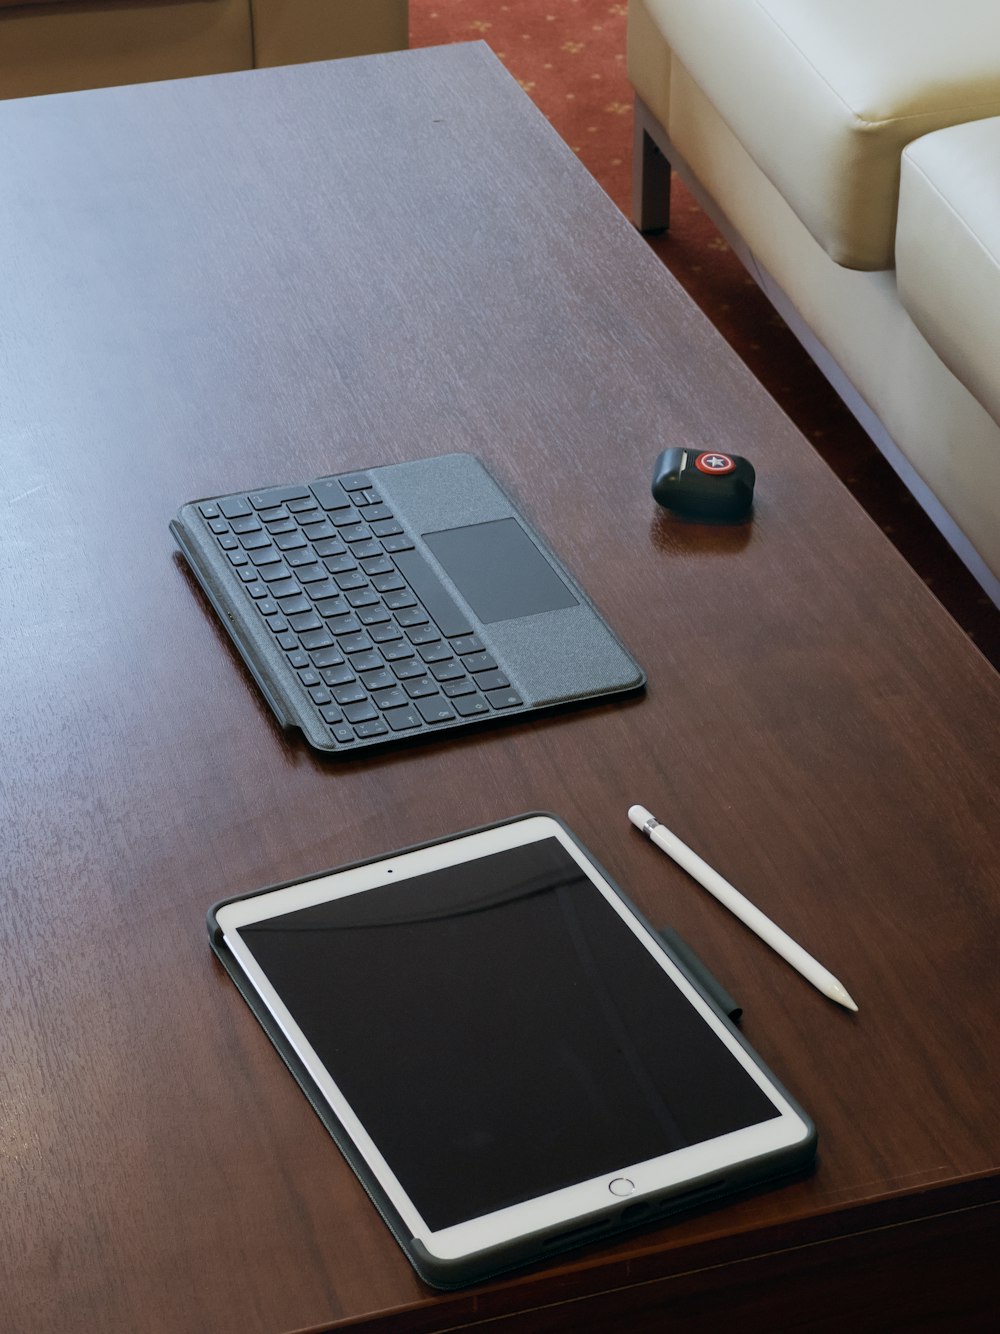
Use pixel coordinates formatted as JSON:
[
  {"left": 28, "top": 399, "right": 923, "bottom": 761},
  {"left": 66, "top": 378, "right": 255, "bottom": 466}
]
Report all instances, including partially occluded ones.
[{"left": 236, "top": 836, "right": 780, "bottom": 1231}]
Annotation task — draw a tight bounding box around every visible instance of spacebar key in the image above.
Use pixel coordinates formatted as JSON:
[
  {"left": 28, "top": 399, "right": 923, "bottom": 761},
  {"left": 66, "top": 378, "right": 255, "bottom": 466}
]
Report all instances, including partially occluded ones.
[{"left": 394, "top": 550, "right": 472, "bottom": 637}]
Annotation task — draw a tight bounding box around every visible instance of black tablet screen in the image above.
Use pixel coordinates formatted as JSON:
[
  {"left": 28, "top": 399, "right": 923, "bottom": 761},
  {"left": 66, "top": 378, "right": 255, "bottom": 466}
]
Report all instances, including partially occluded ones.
[{"left": 239, "top": 838, "right": 779, "bottom": 1230}]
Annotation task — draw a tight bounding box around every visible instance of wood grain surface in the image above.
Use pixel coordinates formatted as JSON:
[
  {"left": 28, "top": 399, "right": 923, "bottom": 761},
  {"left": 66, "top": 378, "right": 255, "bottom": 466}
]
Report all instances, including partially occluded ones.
[{"left": 1, "top": 43, "right": 998, "bottom": 1334}]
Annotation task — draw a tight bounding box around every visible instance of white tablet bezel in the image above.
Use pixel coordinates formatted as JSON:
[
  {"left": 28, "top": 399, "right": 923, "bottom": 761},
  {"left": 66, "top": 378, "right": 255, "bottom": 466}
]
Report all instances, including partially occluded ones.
[{"left": 217, "top": 815, "right": 812, "bottom": 1262}]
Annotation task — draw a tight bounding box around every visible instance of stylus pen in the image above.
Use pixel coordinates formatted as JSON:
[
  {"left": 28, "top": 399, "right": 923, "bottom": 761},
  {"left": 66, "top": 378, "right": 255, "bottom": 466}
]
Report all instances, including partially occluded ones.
[{"left": 628, "top": 805, "right": 858, "bottom": 1012}]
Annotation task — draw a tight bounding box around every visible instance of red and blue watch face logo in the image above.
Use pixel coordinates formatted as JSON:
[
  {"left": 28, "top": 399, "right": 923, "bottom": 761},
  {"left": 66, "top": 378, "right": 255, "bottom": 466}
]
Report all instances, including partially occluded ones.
[{"left": 694, "top": 451, "right": 737, "bottom": 475}]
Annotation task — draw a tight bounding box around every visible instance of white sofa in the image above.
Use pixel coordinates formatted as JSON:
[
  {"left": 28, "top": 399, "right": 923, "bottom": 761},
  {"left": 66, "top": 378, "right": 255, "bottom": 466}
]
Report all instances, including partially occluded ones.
[
  {"left": 628, "top": 0, "right": 1000, "bottom": 605},
  {"left": 0, "top": 0, "right": 408, "bottom": 100}
]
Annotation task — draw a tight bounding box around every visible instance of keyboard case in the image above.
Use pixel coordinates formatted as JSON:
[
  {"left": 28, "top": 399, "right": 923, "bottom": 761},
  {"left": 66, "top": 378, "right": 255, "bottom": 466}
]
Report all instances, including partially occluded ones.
[{"left": 172, "top": 454, "right": 645, "bottom": 755}]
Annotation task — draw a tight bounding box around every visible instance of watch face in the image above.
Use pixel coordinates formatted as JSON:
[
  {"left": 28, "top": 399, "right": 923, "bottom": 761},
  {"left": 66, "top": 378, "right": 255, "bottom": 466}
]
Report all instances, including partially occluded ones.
[{"left": 694, "top": 452, "right": 736, "bottom": 475}]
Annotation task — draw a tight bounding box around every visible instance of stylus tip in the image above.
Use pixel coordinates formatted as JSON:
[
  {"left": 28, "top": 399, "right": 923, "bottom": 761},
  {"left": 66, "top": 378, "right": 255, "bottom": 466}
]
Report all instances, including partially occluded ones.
[{"left": 628, "top": 804, "right": 654, "bottom": 829}]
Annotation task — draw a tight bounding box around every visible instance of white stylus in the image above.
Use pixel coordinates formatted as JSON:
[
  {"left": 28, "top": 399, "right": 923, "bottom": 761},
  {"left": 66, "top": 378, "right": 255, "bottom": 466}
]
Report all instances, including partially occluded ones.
[{"left": 628, "top": 804, "right": 858, "bottom": 1012}]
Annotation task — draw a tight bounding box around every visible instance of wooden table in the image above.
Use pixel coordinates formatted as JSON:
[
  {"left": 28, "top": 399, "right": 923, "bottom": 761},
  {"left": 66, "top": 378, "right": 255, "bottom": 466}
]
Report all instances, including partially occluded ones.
[{"left": 2, "top": 42, "right": 998, "bottom": 1334}]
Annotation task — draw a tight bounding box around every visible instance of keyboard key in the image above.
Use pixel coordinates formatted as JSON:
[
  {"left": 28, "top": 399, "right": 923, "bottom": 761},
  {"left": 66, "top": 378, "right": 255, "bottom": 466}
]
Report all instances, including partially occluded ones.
[
  {"left": 315, "top": 597, "right": 348, "bottom": 618},
  {"left": 259, "top": 564, "right": 295, "bottom": 584},
  {"left": 322, "top": 664, "right": 355, "bottom": 686},
  {"left": 392, "top": 660, "right": 427, "bottom": 681},
  {"left": 277, "top": 594, "right": 311, "bottom": 615},
  {"left": 383, "top": 705, "right": 422, "bottom": 732},
  {"left": 452, "top": 635, "right": 485, "bottom": 655},
  {"left": 357, "top": 606, "right": 392, "bottom": 626},
  {"left": 274, "top": 531, "right": 307, "bottom": 551},
  {"left": 331, "top": 509, "right": 361, "bottom": 528},
  {"left": 486, "top": 688, "right": 522, "bottom": 710},
  {"left": 239, "top": 531, "right": 272, "bottom": 550},
  {"left": 381, "top": 535, "right": 415, "bottom": 553},
  {"left": 199, "top": 502, "right": 221, "bottom": 519},
  {"left": 268, "top": 616, "right": 289, "bottom": 634},
  {"left": 351, "top": 650, "right": 384, "bottom": 673},
  {"left": 269, "top": 578, "right": 302, "bottom": 599},
  {"left": 334, "top": 682, "right": 367, "bottom": 705},
  {"left": 249, "top": 485, "right": 311, "bottom": 508},
  {"left": 384, "top": 590, "right": 417, "bottom": 610},
  {"left": 218, "top": 535, "right": 239, "bottom": 551},
  {"left": 249, "top": 547, "right": 282, "bottom": 566},
  {"left": 371, "top": 572, "right": 405, "bottom": 592},
  {"left": 361, "top": 669, "right": 396, "bottom": 692},
  {"left": 396, "top": 607, "right": 430, "bottom": 629},
  {"left": 324, "top": 553, "right": 357, "bottom": 575},
  {"left": 276, "top": 632, "right": 298, "bottom": 651},
  {"left": 454, "top": 694, "right": 490, "bottom": 717},
  {"left": 370, "top": 623, "right": 403, "bottom": 644},
  {"left": 338, "top": 631, "right": 372, "bottom": 654},
  {"left": 246, "top": 582, "right": 269, "bottom": 599},
  {"left": 287, "top": 650, "right": 310, "bottom": 669},
  {"left": 287, "top": 496, "right": 319, "bottom": 515},
  {"left": 257, "top": 505, "right": 289, "bottom": 523},
  {"left": 331, "top": 724, "right": 355, "bottom": 744},
  {"left": 257, "top": 599, "right": 279, "bottom": 616},
  {"left": 286, "top": 549, "right": 319, "bottom": 569},
  {"left": 329, "top": 615, "right": 362, "bottom": 637},
  {"left": 314, "top": 537, "right": 347, "bottom": 558},
  {"left": 442, "top": 677, "right": 477, "bottom": 697},
  {"left": 219, "top": 496, "right": 253, "bottom": 519},
  {"left": 382, "top": 641, "right": 414, "bottom": 661},
  {"left": 372, "top": 686, "right": 408, "bottom": 710},
  {"left": 265, "top": 518, "right": 297, "bottom": 535},
  {"left": 351, "top": 540, "right": 383, "bottom": 559},
  {"left": 343, "top": 700, "right": 378, "bottom": 724},
  {"left": 208, "top": 518, "right": 229, "bottom": 535},
  {"left": 355, "top": 719, "right": 389, "bottom": 738},
  {"left": 371, "top": 519, "right": 403, "bottom": 538},
  {"left": 296, "top": 565, "right": 329, "bottom": 584},
  {"left": 230, "top": 515, "right": 262, "bottom": 535},
  {"left": 341, "top": 523, "right": 372, "bottom": 543},
  {"left": 338, "top": 472, "right": 372, "bottom": 491},
  {"left": 404, "top": 678, "right": 440, "bottom": 699},
  {"left": 476, "top": 669, "right": 511, "bottom": 691},
  {"left": 418, "top": 642, "right": 453, "bottom": 664},
  {"left": 320, "top": 704, "right": 344, "bottom": 724},
  {"left": 358, "top": 503, "right": 392, "bottom": 522},
  {"left": 334, "top": 570, "right": 367, "bottom": 591},
  {"left": 416, "top": 697, "right": 456, "bottom": 724},
  {"left": 346, "top": 589, "right": 379, "bottom": 608},
  {"left": 298, "top": 668, "right": 321, "bottom": 687},
  {"left": 288, "top": 611, "right": 322, "bottom": 633},
  {"left": 301, "top": 520, "right": 337, "bottom": 541},
  {"left": 311, "top": 479, "right": 353, "bottom": 511},
  {"left": 300, "top": 628, "right": 334, "bottom": 650},
  {"left": 311, "top": 646, "right": 344, "bottom": 668},
  {"left": 359, "top": 489, "right": 381, "bottom": 506},
  {"left": 361, "top": 555, "right": 395, "bottom": 576},
  {"left": 304, "top": 580, "right": 341, "bottom": 601},
  {"left": 238, "top": 567, "right": 259, "bottom": 582},
  {"left": 394, "top": 550, "right": 471, "bottom": 635},
  {"left": 430, "top": 661, "right": 467, "bottom": 683},
  {"left": 463, "top": 652, "right": 498, "bottom": 673},
  {"left": 308, "top": 686, "right": 333, "bottom": 705}
]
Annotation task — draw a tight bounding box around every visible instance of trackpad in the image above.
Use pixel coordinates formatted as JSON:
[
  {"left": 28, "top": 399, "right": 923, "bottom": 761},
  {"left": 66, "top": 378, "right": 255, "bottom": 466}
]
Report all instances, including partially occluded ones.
[{"left": 423, "top": 518, "right": 579, "bottom": 624}]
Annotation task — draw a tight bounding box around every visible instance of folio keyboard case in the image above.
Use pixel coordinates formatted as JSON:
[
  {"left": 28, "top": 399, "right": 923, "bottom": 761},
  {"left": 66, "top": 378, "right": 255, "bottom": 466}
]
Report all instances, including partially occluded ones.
[
  {"left": 172, "top": 453, "right": 645, "bottom": 756},
  {"left": 207, "top": 814, "right": 816, "bottom": 1289}
]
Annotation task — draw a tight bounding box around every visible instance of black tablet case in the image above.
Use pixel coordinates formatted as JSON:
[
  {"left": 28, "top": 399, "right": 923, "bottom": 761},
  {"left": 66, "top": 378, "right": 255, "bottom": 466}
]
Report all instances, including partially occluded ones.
[{"left": 207, "top": 814, "right": 816, "bottom": 1289}]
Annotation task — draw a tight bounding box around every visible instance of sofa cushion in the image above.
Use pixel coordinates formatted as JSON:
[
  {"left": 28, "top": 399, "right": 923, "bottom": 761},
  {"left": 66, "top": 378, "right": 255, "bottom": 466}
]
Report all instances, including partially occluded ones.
[
  {"left": 631, "top": 0, "right": 1000, "bottom": 271},
  {"left": 896, "top": 118, "right": 1000, "bottom": 431}
]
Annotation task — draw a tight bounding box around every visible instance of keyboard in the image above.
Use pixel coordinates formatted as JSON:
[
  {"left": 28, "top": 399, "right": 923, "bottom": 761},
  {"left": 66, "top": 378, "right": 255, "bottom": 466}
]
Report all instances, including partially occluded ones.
[{"left": 171, "top": 456, "right": 645, "bottom": 756}]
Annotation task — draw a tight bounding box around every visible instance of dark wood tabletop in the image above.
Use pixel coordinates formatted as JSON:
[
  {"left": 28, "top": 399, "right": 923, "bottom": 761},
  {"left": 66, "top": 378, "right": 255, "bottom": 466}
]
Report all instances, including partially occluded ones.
[{"left": 2, "top": 42, "right": 998, "bottom": 1334}]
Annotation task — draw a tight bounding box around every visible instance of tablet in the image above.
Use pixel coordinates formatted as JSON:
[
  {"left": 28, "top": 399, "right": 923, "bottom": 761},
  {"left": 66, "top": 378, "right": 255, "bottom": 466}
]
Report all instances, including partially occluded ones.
[{"left": 209, "top": 814, "right": 816, "bottom": 1288}]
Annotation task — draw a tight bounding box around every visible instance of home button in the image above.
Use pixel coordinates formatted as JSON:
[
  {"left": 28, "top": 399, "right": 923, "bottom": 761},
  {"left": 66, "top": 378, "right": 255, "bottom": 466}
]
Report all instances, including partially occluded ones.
[{"left": 608, "top": 1177, "right": 635, "bottom": 1197}]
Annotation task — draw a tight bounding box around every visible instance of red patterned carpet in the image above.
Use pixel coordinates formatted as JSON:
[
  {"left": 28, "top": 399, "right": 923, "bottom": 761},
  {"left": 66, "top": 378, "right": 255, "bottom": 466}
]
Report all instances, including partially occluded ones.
[{"left": 410, "top": 1, "right": 1000, "bottom": 670}]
